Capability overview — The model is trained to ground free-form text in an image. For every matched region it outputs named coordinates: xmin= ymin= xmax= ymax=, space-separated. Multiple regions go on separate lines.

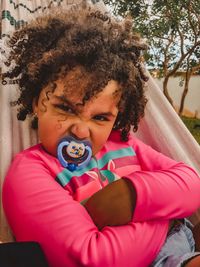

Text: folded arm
xmin=3 ymin=154 xmax=168 ymax=267
xmin=129 ymin=136 xmax=200 ymax=222
xmin=85 ymin=135 xmax=200 ymax=227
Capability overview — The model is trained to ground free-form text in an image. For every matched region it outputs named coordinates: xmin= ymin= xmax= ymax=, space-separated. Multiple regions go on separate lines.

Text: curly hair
xmin=3 ymin=4 xmax=148 ymax=141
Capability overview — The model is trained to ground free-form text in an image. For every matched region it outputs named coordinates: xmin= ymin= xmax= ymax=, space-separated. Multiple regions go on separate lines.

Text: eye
xmin=54 ymin=104 xmax=74 ymax=114
xmin=93 ymin=115 xmax=109 ymax=122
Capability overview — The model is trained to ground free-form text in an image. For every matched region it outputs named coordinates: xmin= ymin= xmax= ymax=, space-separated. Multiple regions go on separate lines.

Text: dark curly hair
xmin=3 ymin=4 xmax=148 ymax=141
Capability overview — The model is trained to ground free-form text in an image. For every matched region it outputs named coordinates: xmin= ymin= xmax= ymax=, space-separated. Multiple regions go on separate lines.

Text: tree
xmin=104 ymin=0 xmax=200 ymax=110
xmin=179 ymin=59 xmax=200 ymax=115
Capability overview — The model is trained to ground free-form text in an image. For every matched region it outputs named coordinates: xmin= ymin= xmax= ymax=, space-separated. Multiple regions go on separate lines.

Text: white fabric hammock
xmin=0 ymin=0 xmax=200 ymax=242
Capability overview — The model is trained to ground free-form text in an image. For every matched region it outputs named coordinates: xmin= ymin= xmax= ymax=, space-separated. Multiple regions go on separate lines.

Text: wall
xmin=154 ymin=76 xmax=200 ymax=118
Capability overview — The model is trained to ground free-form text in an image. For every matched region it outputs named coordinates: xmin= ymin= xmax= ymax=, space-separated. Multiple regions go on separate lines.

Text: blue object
xmin=152 ymin=219 xmax=200 ymax=267
xmin=57 ymin=136 xmax=92 ymax=171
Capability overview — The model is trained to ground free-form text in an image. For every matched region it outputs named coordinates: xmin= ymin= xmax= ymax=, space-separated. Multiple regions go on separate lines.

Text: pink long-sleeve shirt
xmin=3 ymin=131 xmax=200 ymax=267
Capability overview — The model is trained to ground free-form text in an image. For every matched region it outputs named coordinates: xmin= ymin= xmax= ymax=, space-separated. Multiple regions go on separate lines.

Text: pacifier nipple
xmin=57 ymin=136 xmax=92 ymax=171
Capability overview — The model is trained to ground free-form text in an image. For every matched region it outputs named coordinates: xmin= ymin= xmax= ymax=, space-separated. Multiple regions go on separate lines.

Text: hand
xmin=84 ymin=178 xmax=137 ymax=230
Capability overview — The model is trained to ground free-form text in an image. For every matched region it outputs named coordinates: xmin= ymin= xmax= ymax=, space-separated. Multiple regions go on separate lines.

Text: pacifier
xmin=57 ymin=136 xmax=92 ymax=171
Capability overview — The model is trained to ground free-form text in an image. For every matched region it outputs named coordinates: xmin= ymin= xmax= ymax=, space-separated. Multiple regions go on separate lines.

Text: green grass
xmin=181 ymin=116 xmax=200 ymax=145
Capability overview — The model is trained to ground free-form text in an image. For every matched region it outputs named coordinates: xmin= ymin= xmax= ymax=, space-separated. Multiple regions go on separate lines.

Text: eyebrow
xmin=53 ymin=95 xmax=78 ymax=109
xmin=95 ymin=112 xmax=116 ymax=117
xmin=53 ymin=95 xmax=73 ymax=104
xmin=53 ymin=95 xmax=117 ymax=117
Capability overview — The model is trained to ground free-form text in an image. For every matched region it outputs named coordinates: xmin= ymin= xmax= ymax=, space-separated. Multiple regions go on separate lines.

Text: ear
xmin=32 ymin=97 xmax=39 ymax=114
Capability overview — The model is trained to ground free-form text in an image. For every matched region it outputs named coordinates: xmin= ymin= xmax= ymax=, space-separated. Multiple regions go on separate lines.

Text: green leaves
xmin=104 ymin=0 xmax=200 ymax=108
xmin=104 ymin=0 xmax=200 ymax=74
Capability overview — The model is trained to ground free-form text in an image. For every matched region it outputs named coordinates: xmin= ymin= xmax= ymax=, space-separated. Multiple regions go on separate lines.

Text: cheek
xmin=39 ymin=113 xmax=67 ymax=131
xmin=37 ymin=116 xmax=66 ymax=147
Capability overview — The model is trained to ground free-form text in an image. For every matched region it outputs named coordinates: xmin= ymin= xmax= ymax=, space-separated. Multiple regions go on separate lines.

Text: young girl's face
xmin=33 ymin=68 xmax=120 ymax=157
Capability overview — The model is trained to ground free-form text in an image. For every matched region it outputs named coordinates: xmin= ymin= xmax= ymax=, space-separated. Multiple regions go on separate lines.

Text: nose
xmin=70 ymin=121 xmax=90 ymax=140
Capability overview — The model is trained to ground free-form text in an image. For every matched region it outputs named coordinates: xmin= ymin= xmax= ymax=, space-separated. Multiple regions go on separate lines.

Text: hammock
xmin=1 ymin=0 xmax=200 ymax=242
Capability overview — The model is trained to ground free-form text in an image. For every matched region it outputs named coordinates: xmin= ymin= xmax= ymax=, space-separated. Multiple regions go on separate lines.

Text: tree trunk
xmin=179 ymin=72 xmax=191 ymax=115
xmin=163 ymin=75 xmax=174 ymax=106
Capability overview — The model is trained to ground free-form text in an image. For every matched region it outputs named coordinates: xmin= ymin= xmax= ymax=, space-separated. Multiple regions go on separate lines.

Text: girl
xmin=2 ymin=4 xmax=200 ymax=267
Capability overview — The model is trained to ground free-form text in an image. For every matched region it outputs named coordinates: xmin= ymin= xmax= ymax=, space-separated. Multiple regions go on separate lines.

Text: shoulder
xmin=14 ymin=143 xmax=46 ymax=159
xmin=6 ymin=144 xmax=63 ymax=178
xmin=11 ymin=144 xmax=51 ymax=165
xmin=106 ymin=130 xmax=148 ymax=151
xmin=96 ymin=130 xmax=148 ymax=164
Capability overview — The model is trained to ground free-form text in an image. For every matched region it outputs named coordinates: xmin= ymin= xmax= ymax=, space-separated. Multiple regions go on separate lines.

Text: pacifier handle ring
xmin=76 ymin=146 xmax=92 ymax=170
xmin=57 ymin=140 xmax=70 ymax=168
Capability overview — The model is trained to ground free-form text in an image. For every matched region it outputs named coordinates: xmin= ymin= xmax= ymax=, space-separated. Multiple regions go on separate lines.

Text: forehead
xmin=55 ymin=67 xmax=91 ymax=100
xmin=51 ymin=67 xmax=121 ymax=104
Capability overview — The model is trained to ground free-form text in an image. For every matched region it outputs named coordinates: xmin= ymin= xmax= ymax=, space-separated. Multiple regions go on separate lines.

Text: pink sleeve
xmin=3 ymin=154 xmax=168 ymax=267
xmin=126 ymin=136 xmax=200 ymax=222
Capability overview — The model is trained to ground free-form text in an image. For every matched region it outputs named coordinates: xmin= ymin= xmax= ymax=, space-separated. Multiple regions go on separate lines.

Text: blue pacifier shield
xmin=57 ymin=136 xmax=92 ymax=171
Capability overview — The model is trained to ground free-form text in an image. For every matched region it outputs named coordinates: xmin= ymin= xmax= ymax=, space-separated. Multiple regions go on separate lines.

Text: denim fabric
xmin=151 ymin=219 xmax=200 ymax=267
